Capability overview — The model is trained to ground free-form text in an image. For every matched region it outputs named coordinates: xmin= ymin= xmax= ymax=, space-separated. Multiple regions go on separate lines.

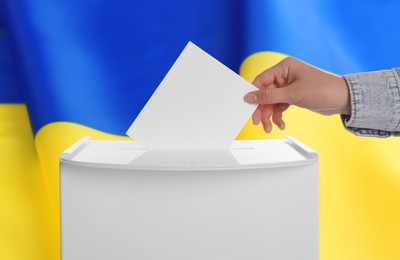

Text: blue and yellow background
xmin=1 ymin=0 xmax=400 ymax=259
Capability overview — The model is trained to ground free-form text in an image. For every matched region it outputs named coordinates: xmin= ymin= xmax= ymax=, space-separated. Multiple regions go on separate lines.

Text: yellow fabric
xmin=1 ymin=52 xmax=400 ymax=260
xmin=238 ymin=52 xmax=400 ymax=260
xmin=0 ymin=104 xmax=53 ymax=260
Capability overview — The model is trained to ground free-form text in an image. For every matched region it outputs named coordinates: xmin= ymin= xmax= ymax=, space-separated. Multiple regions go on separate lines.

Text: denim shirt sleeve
xmin=341 ymin=68 xmax=400 ymax=137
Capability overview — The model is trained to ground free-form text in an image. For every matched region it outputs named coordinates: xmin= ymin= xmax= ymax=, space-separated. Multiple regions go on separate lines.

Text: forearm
xmin=341 ymin=68 xmax=400 ymax=137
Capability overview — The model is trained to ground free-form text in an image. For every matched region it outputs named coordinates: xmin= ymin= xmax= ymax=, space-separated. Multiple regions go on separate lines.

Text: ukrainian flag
xmin=1 ymin=1 xmax=399 ymax=259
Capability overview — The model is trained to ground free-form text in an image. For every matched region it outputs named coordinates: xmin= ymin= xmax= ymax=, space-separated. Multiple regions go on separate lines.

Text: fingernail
xmin=244 ymin=93 xmax=257 ymax=103
xmin=264 ymin=124 xmax=272 ymax=133
xmin=253 ymin=119 xmax=260 ymax=126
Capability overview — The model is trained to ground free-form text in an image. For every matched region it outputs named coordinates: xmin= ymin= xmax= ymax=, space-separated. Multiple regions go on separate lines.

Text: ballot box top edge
xmin=60 ymin=136 xmax=317 ymax=171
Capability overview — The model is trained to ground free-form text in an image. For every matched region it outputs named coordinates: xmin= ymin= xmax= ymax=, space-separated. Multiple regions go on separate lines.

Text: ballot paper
xmin=126 ymin=42 xmax=257 ymax=150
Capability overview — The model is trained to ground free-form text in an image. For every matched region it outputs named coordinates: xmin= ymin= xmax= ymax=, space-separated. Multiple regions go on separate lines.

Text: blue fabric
xmin=0 ymin=19 xmax=23 ymax=103
xmin=1 ymin=0 xmax=242 ymax=133
xmin=1 ymin=0 xmax=400 ymax=134
xmin=243 ymin=0 xmax=400 ymax=74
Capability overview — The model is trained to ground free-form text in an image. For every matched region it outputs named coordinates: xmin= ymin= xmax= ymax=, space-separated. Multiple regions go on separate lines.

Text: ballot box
xmin=60 ymin=136 xmax=318 ymax=260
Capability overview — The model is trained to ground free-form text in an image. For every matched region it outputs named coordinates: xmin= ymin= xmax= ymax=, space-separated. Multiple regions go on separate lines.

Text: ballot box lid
xmin=60 ymin=136 xmax=317 ymax=171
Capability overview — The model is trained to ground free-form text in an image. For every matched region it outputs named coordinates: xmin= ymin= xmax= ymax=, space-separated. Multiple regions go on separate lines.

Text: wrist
xmin=338 ymin=76 xmax=351 ymax=115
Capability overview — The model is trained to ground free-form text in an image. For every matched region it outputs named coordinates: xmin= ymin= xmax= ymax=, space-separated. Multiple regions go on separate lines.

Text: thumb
xmin=244 ymin=87 xmax=292 ymax=105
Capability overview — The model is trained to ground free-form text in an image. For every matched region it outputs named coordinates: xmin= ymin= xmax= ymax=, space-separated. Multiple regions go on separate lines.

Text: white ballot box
xmin=60 ymin=136 xmax=318 ymax=260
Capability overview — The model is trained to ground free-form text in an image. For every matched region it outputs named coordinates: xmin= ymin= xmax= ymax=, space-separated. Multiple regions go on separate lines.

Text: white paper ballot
xmin=126 ymin=41 xmax=257 ymax=150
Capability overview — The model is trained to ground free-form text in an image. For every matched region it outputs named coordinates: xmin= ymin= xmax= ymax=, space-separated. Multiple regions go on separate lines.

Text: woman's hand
xmin=244 ymin=57 xmax=351 ymax=133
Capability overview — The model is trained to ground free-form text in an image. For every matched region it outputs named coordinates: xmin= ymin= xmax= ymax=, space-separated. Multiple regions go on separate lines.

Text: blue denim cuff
xmin=341 ymin=69 xmax=400 ymax=137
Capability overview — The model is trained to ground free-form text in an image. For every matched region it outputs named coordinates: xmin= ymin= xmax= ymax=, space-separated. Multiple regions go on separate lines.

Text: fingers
xmin=252 ymin=105 xmax=274 ymax=133
xmin=252 ymin=105 xmax=262 ymax=125
xmin=252 ymin=59 xmax=289 ymax=89
xmin=261 ymin=105 xmax=273 ymax=133
xmin=244 ymin=87 xmax=292 ymax=105
xmin=247 ymin=57 xmax=298 ymax=132
xmin=253 ymin=70 xmax=276 ymax=89
xmin=251 ymin=103 xmax=290 ymax=132
xmin=248 ymin=59 xmax=292 ymax=132
xmin=272 ymin=104 xmax=289 ymax=130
